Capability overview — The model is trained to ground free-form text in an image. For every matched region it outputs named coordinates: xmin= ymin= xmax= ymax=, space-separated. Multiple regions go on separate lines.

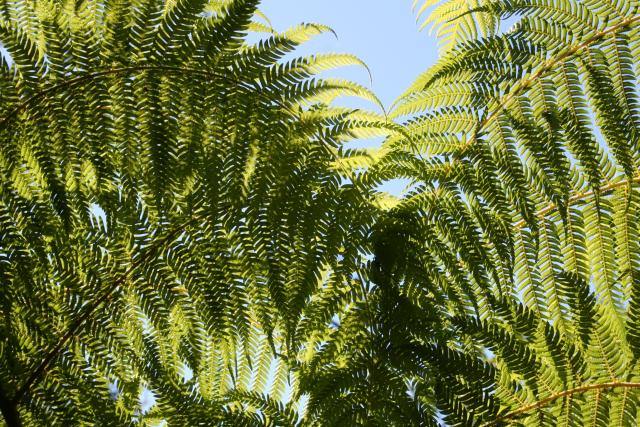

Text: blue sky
xmin=259 ymin=0 xmax=439 ymax=109
xmin=258 ymin=1 xmax=440 ymax=195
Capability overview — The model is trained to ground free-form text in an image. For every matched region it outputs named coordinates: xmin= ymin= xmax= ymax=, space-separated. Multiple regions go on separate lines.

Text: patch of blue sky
xmin=259 ymin=1 xmax=439 ymax=109
xmin=258 ymin=1 xmax=439 ymax=197
xmin=0 ymin=43 xmax=10 ymax=66
xmin=88 ymin=202 xmax=108 ymax=231
xmin=139 ymin=387 xmax=156 ymax=413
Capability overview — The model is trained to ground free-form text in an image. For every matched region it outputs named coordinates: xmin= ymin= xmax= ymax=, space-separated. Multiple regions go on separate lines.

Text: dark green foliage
xmin=2 ymin=0 xmax=640 ymax=425
xmin=0 ymin=0 xmax=391 ymax=424
xmin=366 ymin=0 xmax=640 ymax=423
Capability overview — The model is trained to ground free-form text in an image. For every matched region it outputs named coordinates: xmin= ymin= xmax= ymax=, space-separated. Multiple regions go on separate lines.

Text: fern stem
xmin=469 ymin=14 xmax=640 ymax=148
xmin=0 ymin=388 xmax=21 ymax=427
xmin=5 ymin=55 xmax=307 ymax=403
xmin=486 ymin=381 xmax=640 ymax=425
xmin=11 ymin=223 xmax=187 ymax=405
xmin=0 ymin=64 xmax=291 ymax=129
xmin=6 ymin=65 xmax=299 ymax=404
xmin=513 ymin=174 xmax=640 ymax=229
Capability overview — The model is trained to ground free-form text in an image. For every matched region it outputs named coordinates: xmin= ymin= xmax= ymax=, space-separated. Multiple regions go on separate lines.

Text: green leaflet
xmin=413 ymin=0 xmax=499 ymax=53
xmin=351 ymin=0 xmax=640 ymax=425
xmin=2 ymin=0 xmax=640 ymax=425
xmin=0 ymin=0 xmax=386 ymax=424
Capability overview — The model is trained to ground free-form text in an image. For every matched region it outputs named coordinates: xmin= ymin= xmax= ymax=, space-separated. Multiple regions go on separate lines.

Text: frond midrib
xmin=486 ymin=381 xmax=640 ymax=425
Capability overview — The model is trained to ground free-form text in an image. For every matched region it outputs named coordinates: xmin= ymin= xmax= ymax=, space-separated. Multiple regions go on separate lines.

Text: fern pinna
xmin=2 ymin=0 xmax=640 ymax=426
xmin=356 ymin=0 xmax=640 ymax=424
xmin=0 ymin=0 xmax=396 ymax=425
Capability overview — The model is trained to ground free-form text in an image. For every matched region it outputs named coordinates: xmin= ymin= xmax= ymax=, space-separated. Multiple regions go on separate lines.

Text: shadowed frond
xmin=0 ymin=0 xmax=394 ymax=424
xmin=366 ymin=0 xmax=640 ymax=424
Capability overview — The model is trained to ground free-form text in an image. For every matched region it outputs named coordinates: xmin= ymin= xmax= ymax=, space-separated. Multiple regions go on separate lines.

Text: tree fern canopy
xmin=0 ymin=0 xmax=393 ymax=424
xmin=373 ymin=0 xmax=640 ymax=423
xmin=1 ymin=0 xmax=640 ymax=426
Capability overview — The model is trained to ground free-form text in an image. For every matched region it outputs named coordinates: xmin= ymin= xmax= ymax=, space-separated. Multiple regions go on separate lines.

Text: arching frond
xmin=0 ymin=0 xmax=394 ymax=424
xmin=413 ymin=0 xmax=499 ymax=52
xmin=369 ymin=0 xmax=640 ymax=424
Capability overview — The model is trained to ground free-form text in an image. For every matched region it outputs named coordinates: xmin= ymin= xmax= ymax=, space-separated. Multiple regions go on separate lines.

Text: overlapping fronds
xmin=413 ymin=0 xmax=499 ymax=52
xmin=0 ymin=0 xmax=395 ymax=424
xmin=4 ymin=0 xmax=640 ymax=425
xmin=356 ymin=0 xmax=640 ymax=424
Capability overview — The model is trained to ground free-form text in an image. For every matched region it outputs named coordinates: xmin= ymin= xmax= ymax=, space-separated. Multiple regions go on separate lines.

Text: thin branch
xmin=0 ymin=388 xmax=21 ymax=427
xmin=468 ymin=14 xmax=640 ymax=148
xmin=0 ymin=66 xmax=215 ymax=127
xmin=11 ymin=223 xmax=187 ymax=405
xmin=513 ymin=174 xmax=640 ymax=229
xmin=0 ymin=64 xmax=296 ymax=129
xmin=486 ymin=381 xmax=640 ymax=425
